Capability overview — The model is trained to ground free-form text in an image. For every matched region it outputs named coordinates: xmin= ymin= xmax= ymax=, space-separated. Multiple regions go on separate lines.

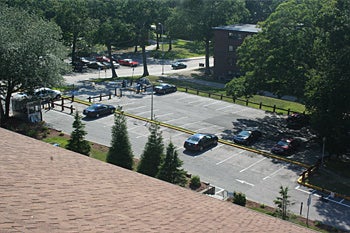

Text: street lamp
xmin=158 ymin=23 xmax=164 ymax=75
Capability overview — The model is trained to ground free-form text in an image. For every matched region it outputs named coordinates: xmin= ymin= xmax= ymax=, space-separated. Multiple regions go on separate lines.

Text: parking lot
xmin=41 ymin=84 xmax=350 ymax=231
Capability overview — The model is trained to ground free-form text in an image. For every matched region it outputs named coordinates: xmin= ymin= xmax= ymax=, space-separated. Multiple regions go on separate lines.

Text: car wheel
xmin=110 ymin=109 xmax=114 ymax=114
xmin=199 ymin=146 xmax=204 ymax=151
xmin=95 ymin=113 xmax=100 ymax=118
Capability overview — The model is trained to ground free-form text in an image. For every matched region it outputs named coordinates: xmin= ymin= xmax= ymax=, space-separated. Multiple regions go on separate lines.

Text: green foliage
xmin=66 ymin=111 xmax=91 ymax=156
xmin=0 ymin=5 xmax=67 ymax=123
xmin=233 ymin=191 xmax=246 ymax=206
xmin=189 ymin=175 xmax=201 ymax=190
xmin=137 ymin=121 xmax=164 ymax=177
xmin=107 ymin=108 xmax=134 ymax=170
xmin=157 ymin=141 xmax=187 ymax=186
xmin=225 ymin=76 xmax=248 ymax=98
xmin=273 ymin=186 xmax=291 ymax=220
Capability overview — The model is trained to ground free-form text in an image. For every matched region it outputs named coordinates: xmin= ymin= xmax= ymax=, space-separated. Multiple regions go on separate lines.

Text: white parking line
xmin=188 ymin=99 xmax=204 ymax=104
xmin=216 ymin=151 xmax=245 ymax=165
xmin=235 ymin=179 xmax=255 ymax=187
xmin=179 ymin=121 xmax=202 ymax=127
xmin=232 ymin=108 xmax=249 ymax=114
xmin=215 ymin=105 xmax=231 ymax=111
xmin=203 ymin=101 xmax=221 ymax=107
xmin=164 ymin=116 xmax=188 ymax=123
xmin=263 ymin=166 xmax=286 ymax=180
xmin=125 ymin=106 xmax=146 ymax=111
xmin=240 ymin=157 xmax=266 ymax=173
xmin=155 ymin=112 xmax=173 ymax=118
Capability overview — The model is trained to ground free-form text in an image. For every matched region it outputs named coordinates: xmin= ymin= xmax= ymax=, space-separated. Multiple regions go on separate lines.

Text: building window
xmin=228 ymin=32 xmax=242 ymax=40
xmin=228 ymin=45 xmax=234 ymax=52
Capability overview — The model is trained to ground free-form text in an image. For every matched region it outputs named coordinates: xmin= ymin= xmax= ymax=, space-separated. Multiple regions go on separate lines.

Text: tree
xmin=273 ymin=186 xmax=291 ymax=220
xmin=157 ymin=141 xmax=187 ymax=186
xmin=107 ymin=107 xmax=134 ymax=170
xmin=66 ymin=111 xmax=90 ymax=156
xmin=54 ymin=0 xmax=97 ymax=64
xmin=137 ymin=122 xmax=164 ymax=177
xmin=0 ymin=5 xmax=67 ymax=125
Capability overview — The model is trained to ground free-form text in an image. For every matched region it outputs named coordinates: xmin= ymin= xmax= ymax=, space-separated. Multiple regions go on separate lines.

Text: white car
xmin=34 ymin=88 xmax=62 ymax=101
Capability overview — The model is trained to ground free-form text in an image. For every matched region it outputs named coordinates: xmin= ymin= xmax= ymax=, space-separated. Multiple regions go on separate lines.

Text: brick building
xmin=213 ymin=24 xmax=260 ymax=81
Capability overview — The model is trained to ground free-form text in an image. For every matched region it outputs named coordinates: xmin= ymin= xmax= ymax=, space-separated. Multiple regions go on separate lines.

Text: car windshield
xmin=277 ymin=140 xmax=289 ymax=146
xmin=188 ymin=135 xmax=201 ymax=142
xmin=87 ymin=104 xmax=100 ymax=110
xmin=238 ymin=131 xmax=251 ymax=137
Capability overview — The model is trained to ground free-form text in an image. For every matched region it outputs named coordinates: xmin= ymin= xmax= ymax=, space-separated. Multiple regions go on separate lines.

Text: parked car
xmin=184 ymin=133 xmax=218 ymax=151
xmin=271 ymin=138 xmax=300 ymax=155
xmin=117 ymin=58 xmax=139 ymax=67
xmin=154 ymin=83 xmax=177 ymax=94
xmin=286 ymin=113 xmax=310 ymax=129
xmin=171 ymin=62 xmax=187 ymax=70
xmin=233 ymin=129 xmax=262 ymax=145
xmin=34 ymin=88 xmax=61 ymax=101
xmin=83 ymin=103 xmax=116 ymax=118
xmin=96 ymin=56 xmax=110 ymax=63
xmin=87 ymin=61 xmax=107 ymax=70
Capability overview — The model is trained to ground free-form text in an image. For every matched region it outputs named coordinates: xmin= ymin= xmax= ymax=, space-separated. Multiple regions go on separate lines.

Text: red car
xmin=96 ymin=56 xmax=110 ymax=63
xmin=117 ymin=58 xmax=139 ymax=67
xmin=271 ymin=138 xmax=300 ymax=155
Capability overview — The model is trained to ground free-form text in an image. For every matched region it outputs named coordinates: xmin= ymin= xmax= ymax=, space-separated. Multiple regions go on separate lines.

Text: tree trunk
xmin=71 ymin=33 xmax=78 ymax=63
xmin=107 ymin=44 xmax=118 ymax=78
xmin=168 ymin=35 xmax=172 ymax=51
xmin=141 ymin=44 xmax=149 ymax=77
xmin=205 ymin=38 xmax=211 ymax=75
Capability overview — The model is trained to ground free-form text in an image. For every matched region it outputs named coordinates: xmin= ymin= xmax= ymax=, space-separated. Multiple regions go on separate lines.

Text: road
xmin=43 ymin=83 xmax=350 ymax=231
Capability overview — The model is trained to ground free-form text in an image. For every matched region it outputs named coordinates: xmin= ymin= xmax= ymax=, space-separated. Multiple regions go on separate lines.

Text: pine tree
xmin=137 ymin=121 xmax=164 ymax=177
xmin=157 ymin=141 xmax=187 ymax=186
xmin=274 ymin=186 xmax=292 ymax=220
xmin=66 ymin=111 xmax=91 ymax=156
xmin=107 ymin=108 xmax=134 ymax=170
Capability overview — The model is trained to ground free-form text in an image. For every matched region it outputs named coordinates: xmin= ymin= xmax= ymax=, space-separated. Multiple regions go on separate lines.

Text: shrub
xmin=233 ymin=191 xmax=246 ymax=206
xmin=189 ymin=175 xmax=201 ymax=189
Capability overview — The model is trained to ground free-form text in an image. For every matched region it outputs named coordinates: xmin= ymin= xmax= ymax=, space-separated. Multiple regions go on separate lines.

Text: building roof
xmin=0 ymin=127 xmax=316 ymax=233
xmin=213 ymin=24 xmax=261 ymax=33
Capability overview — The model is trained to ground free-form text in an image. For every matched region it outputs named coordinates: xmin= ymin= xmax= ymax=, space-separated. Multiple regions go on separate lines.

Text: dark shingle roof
xmin=0 ymin=127 xmax=316 ymax=233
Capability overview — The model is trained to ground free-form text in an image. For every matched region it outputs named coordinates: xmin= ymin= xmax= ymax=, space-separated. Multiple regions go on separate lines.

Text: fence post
xmin=209 ymin=93 xmax=211 ymax=98
xmin=220 ymin=94 xmax=223 ymax=100
xmin=259 ymin=102 xmax=262 ymax=109
xmin=246 ymin=99 xmax=249 ymax=106
xmin=109 ymin=92 xmax=111 ymax=99
xmin=196 ymin=90 xmax=199 ymax=95
xmin=70 ymin=105 xmax=73 ymax=114
xmin=232 ymin=97 xmax=236 ymax=103
xmin=100 ymin=93 xmax=102 ymax=101
xmin=287 ymin=108 xmax=290 ymax=115
xmin=115 ymin=88 xmax=117 ymax=96
xmin=88 ymin=96 xmax=91 ymax=102
xmin=185 ymin=87 xmax=188 ymax=92
xmin=71 ymin=95 xmax=74 ymax=103
xmin=273 ymin=105 xmax=276 ymax=113
xmin=51 ymin=101 xmax=54 ymax=109
xmin=61 ymin=103 xmax=64 ymax=111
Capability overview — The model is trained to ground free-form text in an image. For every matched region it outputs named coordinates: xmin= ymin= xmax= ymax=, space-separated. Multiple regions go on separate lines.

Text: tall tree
xmin=66 ymin=111 xmax=91 ymax=156
xmin=107 ymin=108 xmax=134 ymax=170
xmin=157 ymin=141 xmax=187 ymax=186
xmin=244 ymin=0 xmax=285 ymax=24
xmin=137 ymin=122 xmax=164 ymax=177
xmin=0 ymin=5 xmax=67 ymax=125
xmin=54 ymin=0 xmax=96 ymax=64
xmin=305 ymin=0 xmax=350 ymax=155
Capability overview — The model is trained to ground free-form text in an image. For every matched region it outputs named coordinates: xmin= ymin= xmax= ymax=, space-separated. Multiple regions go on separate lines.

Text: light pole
xmin=158 ymin=23 xmax=164 ymax=75
xmin=151 ymin=83 xmax=154 ymax=120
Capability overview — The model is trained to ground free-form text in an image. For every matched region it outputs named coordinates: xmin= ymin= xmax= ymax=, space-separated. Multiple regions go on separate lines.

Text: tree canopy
xmin=0 ymin=4 xmax=67 ymax=125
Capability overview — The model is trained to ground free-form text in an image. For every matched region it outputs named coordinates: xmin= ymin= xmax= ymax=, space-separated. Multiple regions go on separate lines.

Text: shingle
xmin=0 ymin=128 xmax=316 ymax=233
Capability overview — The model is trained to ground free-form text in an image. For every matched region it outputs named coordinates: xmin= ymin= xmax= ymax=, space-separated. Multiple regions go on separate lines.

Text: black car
xmin=184 ymin=133 xmax=218 ymax=151
xmin=271 ymin=138 xmax=300 ymax=155
xmin=233 ymin=129 xmax=262 ymax=145
xmin=83 ymin=103 xmax=116 ymax=118
xmin=154 ymin=83 xmax=177 ymax=94
xmin=171 ymin=62 xmax=187 ymax=70
xmin=286 ymin=113 xmax=310 ymax=129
